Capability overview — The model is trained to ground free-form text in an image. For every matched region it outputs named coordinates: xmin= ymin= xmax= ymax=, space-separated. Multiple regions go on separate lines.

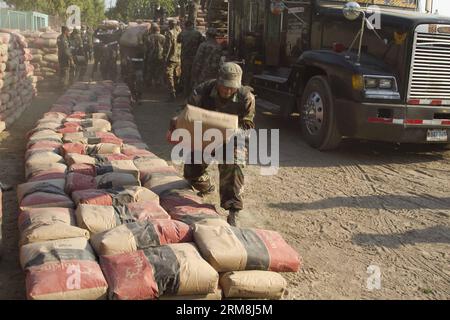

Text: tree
xmin=4 ymin=0 xmax=106 ymax=27
xmin=106 ymin=0 xmax=176 ymax=22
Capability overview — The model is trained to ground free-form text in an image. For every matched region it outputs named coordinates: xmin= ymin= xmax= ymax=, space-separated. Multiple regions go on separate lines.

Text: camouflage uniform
xmin=83 ymin=28 xmax=94 ymax=61
xmin=70 ymin=30 xmax=87 ymax=82
xmin=192 ymin=35 xmax=222 ymax=87
xmin=177 ymin=26 xmax=204 ymax=97
xmin=164 ymin=26 xmax=181 ymax=98
xmin=183 ymin=77 xmax=256 ymax=211
xmin=57 ymin=32 xmax=73 ymax=90
xmin=146 ymin=29 xmax=166 ymax=87
xmin=121 ymin=44 xmax=146 ymax=101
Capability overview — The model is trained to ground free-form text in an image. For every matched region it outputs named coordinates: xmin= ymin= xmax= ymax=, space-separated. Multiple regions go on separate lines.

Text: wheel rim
xmin=303 ymin=91 xmax=324 ymax=136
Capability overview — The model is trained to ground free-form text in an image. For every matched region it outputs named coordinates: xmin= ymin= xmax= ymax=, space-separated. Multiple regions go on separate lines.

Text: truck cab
xmin=228 ymin=0 xmax=450 ymax=150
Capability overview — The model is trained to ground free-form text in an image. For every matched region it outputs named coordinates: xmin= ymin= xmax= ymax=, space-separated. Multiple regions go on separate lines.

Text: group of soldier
xmin=57 ymin=25 xmax=95 ymax=90
xmin=120 ymin=18 xmax=225 ymax=104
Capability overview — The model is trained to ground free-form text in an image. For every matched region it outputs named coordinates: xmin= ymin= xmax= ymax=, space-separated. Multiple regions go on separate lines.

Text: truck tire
xmin=299 ymin=76 xmax=342 ymax=151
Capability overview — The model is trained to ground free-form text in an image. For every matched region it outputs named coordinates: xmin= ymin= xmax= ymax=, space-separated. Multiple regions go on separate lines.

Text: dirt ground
xmin=0 ymin=85 xmax=449 ymax=300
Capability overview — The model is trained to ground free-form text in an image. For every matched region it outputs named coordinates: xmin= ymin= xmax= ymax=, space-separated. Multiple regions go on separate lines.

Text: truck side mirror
xmin=343 ymin=2 xmax=362 ymax=21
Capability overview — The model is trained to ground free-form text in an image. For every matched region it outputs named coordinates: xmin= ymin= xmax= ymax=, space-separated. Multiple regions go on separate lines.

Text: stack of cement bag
xmin=196 ymin=8 xmax=208 ymax=34
xmin=21 ymin=29 xmax=59 ymax=91
xmin=18 ymin=81 xmax=301 ymax=300
xmin=0 ymin=30 xmax=35 ymax=134
xmin=206 ymin=0 xmax=229 ymax=37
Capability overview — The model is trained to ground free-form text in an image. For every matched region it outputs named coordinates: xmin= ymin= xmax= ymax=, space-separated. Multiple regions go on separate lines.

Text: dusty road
xmin=0 ymin=87 xmax=449 ymax=300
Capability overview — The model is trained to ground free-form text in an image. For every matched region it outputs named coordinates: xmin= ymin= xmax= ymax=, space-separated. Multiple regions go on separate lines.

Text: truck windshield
xmin=319 ymin=0 xmax=418 ymax=9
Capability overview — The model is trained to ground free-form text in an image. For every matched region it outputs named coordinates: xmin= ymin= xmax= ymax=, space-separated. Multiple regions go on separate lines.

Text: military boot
xmin=227 ymin=210 xmax=241 ymax=227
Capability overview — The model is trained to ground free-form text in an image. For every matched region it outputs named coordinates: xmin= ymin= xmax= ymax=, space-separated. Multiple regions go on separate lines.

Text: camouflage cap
xmin=218 ymin=62 xmax=242 ymax=89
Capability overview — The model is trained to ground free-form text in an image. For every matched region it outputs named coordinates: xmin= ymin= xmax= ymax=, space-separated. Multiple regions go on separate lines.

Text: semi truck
xmin=227 ymin=0 xmax=450 ymax=150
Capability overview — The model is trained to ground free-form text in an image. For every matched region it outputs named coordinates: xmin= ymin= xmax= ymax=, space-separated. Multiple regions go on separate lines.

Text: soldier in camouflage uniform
xmin=177 ymin=20 xmax=204 ymax=97
xmin=146 ymin=23 xmax=166 ymax=88
xmin=182 ymin=63 xmax=256 ymax=226
xmin=121 ymin=31 xmax=147 ymax=103
xmin=191 ymin=27 xmax=222 ymax=88
xmin=69 ymin=28 xmax=87 ymax=82
xmin=57 ymin=26 xmax=73 ymax=90
xmin=163 ymin=20 xmax=182 ymax=102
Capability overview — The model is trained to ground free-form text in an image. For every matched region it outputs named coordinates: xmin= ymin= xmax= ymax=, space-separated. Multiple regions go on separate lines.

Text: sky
xmin=104 ymin=0 xmax=117 ymax=10
xmin=430 ymin=0 xmax=450 ymax=16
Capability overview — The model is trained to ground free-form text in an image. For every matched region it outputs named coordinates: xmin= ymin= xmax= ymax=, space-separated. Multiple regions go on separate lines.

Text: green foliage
xmin=106 ymin=0 xmax=177 ymax=22
xmin=4 ymin=0 xmax=106 ymax=27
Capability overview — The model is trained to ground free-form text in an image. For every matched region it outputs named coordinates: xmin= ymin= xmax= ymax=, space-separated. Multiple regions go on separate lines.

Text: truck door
xmin=265 ymin=0 xmax=312 ymax=66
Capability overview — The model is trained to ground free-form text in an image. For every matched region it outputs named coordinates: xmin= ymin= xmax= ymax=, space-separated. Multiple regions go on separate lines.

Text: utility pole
xmin=425 ymin=0 xmax=433 ymax=13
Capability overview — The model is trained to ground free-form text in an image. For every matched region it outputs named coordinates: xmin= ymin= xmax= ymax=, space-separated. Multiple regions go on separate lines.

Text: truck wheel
xmin=299 ymin=76 xmax=342 ymax=151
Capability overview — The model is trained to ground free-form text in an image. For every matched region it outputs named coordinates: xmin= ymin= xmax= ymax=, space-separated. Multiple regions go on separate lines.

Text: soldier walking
xmin=146 ymin=23 xmax=166 ymax=88
xmin=163 ymin=20 xmax=181 ymax=102
xmin=57 ymin=26 xmax=73 ymax=90
xmin=177 ymin=20 xmax=204 ymax=97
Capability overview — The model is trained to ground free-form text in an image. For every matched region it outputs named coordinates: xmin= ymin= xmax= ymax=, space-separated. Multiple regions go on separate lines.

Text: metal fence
xmin=0 ymin=8 xmax=49 ymax=31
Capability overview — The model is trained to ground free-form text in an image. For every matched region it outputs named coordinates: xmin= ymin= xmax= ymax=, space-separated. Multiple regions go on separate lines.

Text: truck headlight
xmin=363 ymin=76 xmax=397 ymax=91
xmin=362 ymin=75 xmax=400 ymax=100
xmin=364 ymin=78 xmax=378 ymax=89
xmin=379 ymin=78 xmax=393 ymax=89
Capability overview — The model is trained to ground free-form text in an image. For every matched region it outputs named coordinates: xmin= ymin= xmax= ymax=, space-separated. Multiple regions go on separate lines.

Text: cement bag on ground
xmin=20 ymin=238 xmax=108 ymax=300
xmin=86 ymin=143 xmax=122 ymax=155
xmin=63 ymin=132 xmax=123 ymax=145
xmin=112 ymin=121 xmax=138 ymax=130
xmin=112 ymin=111 xmax=134 ymax=122
xmin=133 ymin=157 xmax=168 ymax=171
xmin=62 ymin=143 xmax=86 ymax=156
xmin=100 ymin=243 xmax=218 ymax=300
xmin=220 ymin=271 xmax=287 ymax=299
xmin=65 ymin=153 xmax=96 ymax=166
xmin=18 ymin=182 xmax=74 ymax=209
xmin=26 ymin=140 xmax=62 ymax=154
xmin=96 ymin=160 xmax=140 ymax=181
xmin=160 ymin=190 xmax=222 ymax=225
xmin=96 ymin=154 xmax=134 ymax=162
xmin=43 ymin=54 xmax=58 ymax=63
xmin=27 ymin=130 xmax=62 ymax=147
xmin=123 ymin=146 xmax=155 ymax=158
xmin=72 ymin=186 xmax=158 ymax=206
xmin=95 ymin=172 xmax=140 ymax=189
xmin=40 ymin=32 xmax=59 ymax=40
xmin=65 ymin=173 xmax=96 ymax=194
xmin=81 ymin=119 xmax=111 ymax=132
xmin=34 ymin=38 xmax=57 ymax=48
xmin=193 ymin=225 xmax=301 ymax=273
xmin=28 ymin=171 xmax=67 ymax=183
xmin=75 ymin=201 xmax=170 ymax=235
xmin=144 ymin=172 xmax=191 ymax=195
xmin=25 ymin=162 xmax=67 ymax=181
xmin=25 ymin=151 xmax=64 ymax=167
xmin=18 ymin=207 xmax=89 ymax=245
xmin=114 ymin=127 xmax=142 ymax=140
xmin=91 ymin=220 xmax=192 ymax=256
xmin=140 ymin=166 xmax=178 ymax=185
xmin=175 ymin=105 xmax=238 ymax=149
xmin=69 ymin=163 xmax=96 ymax=176
xmin=17 ymin=179 xmax=65 ymax=202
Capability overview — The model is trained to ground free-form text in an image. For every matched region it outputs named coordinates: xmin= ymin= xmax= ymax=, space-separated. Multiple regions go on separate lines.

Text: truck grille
xmin=408 ymin=26 xmax=450 ymax=102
